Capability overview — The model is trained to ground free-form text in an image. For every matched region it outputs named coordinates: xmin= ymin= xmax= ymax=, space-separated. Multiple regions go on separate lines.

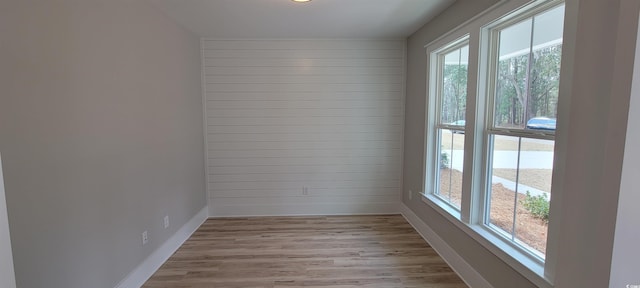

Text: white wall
xmin=553 ymin=0 xmax=639 ymax=287
xmin=0 ymin=1 xmax=205 ymax=287
xmin=203 ymin=39 xmax=404 ymax=216
xmin=0 ymin=155 xmax=16 ymax=288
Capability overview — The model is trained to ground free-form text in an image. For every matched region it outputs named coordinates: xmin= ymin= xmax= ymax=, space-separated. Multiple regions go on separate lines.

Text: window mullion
xmin=461 ymin=33 xmax=481 ymax=224
xmin=511 ymin=137 xmax=523 ymax=241
xmin=524 ymin=16 xmax=537 ymax=125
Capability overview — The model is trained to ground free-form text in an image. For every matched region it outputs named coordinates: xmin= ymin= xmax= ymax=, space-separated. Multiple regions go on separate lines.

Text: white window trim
xmin=422 ymin=1 xmax=564 ymax=287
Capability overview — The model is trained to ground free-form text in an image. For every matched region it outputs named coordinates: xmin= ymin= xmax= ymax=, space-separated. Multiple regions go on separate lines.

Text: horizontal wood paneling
xmin=206 ymin=83 xmax=402 ymax=93
xmin=207 ymin=100 xmax=402 ymax=110
xmin=205 ymin=74 xmax=403 ymax=84
xmin=206 ymin=132 xmax=402 ymax=142
xmin=201 ymin=39 xmax=406 ymax=50
xmin=204 ymin=58 xmax=402 ymax=68
xmin=207 ymin=157 xmax=401 ymax=167
xmin=211 ymin=187 xmax=398 ymax=198
xmin=202 ymin=49 xmax=403 ymax=59
xmin=203 ymin=39 xmax=405 ymax=216
xmin=208 ymin=180 xmax=401 ymax=193
xmin=207 ymin=148 xmax=400 ymax=158
xmin=207 ymin=125 xmax=401 ymax=134
xmin=204 ymin=66 xmax=404 ymax=76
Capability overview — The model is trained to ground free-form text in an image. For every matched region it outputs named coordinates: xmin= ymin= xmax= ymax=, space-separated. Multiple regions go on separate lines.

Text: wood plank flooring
xmin=143 ymin=215 xmax=467 ymax=288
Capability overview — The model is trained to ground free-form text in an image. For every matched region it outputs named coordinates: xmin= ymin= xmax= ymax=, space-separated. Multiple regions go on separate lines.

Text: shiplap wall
xmin=202 ymin=39 xmax=405 ymax=216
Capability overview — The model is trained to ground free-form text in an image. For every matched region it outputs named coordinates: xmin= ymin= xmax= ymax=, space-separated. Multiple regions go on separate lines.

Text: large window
xmin=423 ymin=0 xmax=564 ymax=285
xmin=485 ymin=3 xmax=564 ymax=258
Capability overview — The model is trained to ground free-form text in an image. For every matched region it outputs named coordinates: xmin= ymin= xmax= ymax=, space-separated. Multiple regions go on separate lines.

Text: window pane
xmin=528 ymin=5 xmax=564 ymax=127
xmin=487 ymin=135 xmax=554 ymax=258
xmin=499 ymin=19 xmax=533 ymax=60
xmin=436 ymin=129 xmax=464 ymax=209
xmin=532 ymin=5 xmax=564 ymax=48
xmin=493 ymin=4 xmax=564 ymax=130
xmin=440 ymin=46 xmax=469 ymax=125
xmin=514 ymin=138 xmax=554 ymax=256
xmin=494 ymin=19 xmax=532 ymax=129
xmin=488 ymin=135 xmax=520 ymax=235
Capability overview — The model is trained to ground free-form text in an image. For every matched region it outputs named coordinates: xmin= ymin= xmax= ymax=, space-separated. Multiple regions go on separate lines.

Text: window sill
xmin=424 ymin=193 xmax=462 ymax=220
xmin=420 ymin=193 xmax=553 ymax=288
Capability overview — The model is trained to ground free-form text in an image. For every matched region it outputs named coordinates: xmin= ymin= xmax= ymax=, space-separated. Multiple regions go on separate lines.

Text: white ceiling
xmin=146 ymin=0 xmax=456 ymax=38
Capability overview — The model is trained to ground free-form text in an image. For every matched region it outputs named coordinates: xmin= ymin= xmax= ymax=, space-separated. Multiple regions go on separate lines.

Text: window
xmin=431 ymin=39 xmax=469 ymax=210
xmin=423 ymin=0 xmax=565 ymax=285
xmin=485 ymin=3 xmax=564 ymax=259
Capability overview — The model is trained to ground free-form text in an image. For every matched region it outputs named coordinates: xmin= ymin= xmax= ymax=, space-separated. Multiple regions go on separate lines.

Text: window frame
xmin=481 ymin=0 xmax=564 ymax=261
xmin=421 ymin=1 xmax=565 ymax=287
xmin=429 ymin=36 xmax=470 ymax=213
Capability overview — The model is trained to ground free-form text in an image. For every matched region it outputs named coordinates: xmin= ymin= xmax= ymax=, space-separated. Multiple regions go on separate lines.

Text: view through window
xmin=425 ymin=0 xmax=565 ymax=268
xmin=485 ymin=3 xmax=564 ymax=258
xmin=434 ymin=43 xmax=469 ymax=209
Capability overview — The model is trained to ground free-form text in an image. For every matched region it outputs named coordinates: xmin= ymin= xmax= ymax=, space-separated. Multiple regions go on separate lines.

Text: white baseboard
xmin=114 ymin=206 xmax=208 ymax=288
xmin=209 ymin=202 xmax=399 ymax=217
xmin=399 ymin=203 xmax=493 ymax=288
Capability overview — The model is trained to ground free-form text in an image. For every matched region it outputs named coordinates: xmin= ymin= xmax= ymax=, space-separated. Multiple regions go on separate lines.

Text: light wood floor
xmin=143 ymin=215 xmax=467 ymax=288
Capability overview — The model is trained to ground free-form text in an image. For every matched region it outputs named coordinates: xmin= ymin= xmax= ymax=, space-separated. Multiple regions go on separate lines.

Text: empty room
xmin=1 ymin=0 xmax=639 ymax=287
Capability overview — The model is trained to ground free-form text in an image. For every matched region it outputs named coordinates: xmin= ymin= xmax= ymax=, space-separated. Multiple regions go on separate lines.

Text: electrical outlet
xmin=163 ymin=215 xmax=169 ymax=229
xmin=142 ymin=230 xmax=149 ymax=245
xmin=302 ymin=186 xmax=309 ymax=195
xmin=409 ymin=190 xmax=413 ymax=200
